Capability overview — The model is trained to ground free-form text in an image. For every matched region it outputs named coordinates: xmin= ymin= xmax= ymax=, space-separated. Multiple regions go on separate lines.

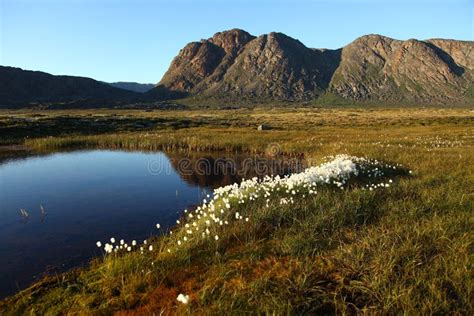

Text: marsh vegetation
xmin=0 ymin=107 xmax=472 ymax=314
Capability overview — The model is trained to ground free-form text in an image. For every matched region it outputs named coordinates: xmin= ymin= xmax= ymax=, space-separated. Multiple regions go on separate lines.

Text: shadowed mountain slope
xmin=108 ymin=82 xmax=155 ymax=93
xmin=0 ymin=66 xmax=139 ymax=108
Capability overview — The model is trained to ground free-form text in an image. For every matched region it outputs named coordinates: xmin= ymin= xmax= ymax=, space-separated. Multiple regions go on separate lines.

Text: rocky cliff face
xmin=329 ymin=35 xmax=472 ymax=103
xmin=158 ymin=29 xmax=340 ymax=100
xmin=427 ymin=39 xmax=474 ymax=70
xmin=159 ymin=29 xmax=255 ymax=93
xmin=212 ymin=32 xmax=339 ymax=99
xmin=157 ymin=29 xmax=473 ymax=104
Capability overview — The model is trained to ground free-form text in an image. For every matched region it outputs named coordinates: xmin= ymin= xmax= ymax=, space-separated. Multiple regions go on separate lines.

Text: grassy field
xmin=0 ymin=107 xmax=473 ymax=314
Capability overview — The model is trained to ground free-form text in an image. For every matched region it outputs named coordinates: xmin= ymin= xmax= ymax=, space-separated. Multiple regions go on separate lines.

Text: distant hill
xmin=108 ymin=82 xmax=155 ymax=93
xmin=155 ymin=29 xmax=473 ymax=105
xmin=0 ymin=66 xmax=139 ymax=108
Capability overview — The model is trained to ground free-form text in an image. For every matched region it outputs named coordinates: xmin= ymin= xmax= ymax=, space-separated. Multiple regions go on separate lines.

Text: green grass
xmin=0 ymin=107 xmax=473 ymax=314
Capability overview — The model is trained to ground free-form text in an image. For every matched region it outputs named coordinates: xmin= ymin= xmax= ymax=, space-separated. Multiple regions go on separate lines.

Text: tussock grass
xmin=0 ymin=107 xmax=473 ymax=314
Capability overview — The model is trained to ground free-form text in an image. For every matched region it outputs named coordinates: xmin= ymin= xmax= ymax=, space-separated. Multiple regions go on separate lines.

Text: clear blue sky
xmin=1 ymin=0 xmax=472 ymax=83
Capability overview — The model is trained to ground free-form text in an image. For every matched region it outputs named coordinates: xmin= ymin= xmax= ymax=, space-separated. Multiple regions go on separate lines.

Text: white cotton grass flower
xmin=177 ymin=293 xmax=190 ymax=304
xmin=127 ymin=246 xmax=132 ymax=252
xmin=104 ymin=243 xmax=113 ymax=253
xmin=148 ymin=245 xmax=153 ymax=251
xmin=96 ymin=241 xmax=102 ymax=248
xmin=95 ymin=155 xmax=405 ymax=256
xmin=132 ymin=240 xmax=137 ymax=246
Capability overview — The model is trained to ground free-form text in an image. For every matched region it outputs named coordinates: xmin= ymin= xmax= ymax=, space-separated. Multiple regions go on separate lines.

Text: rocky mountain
xmin=329 ymin=35 xmax=473 ymax=103
xmin=1 ymin=31 xmax=472 ymax=107
xmin=108 ymin=82 xmax=155 ymax=93
xmin=0 ymin=66 xmax=139 ymax=107
xmin=156 ymin=29 xmax=473 ymax=104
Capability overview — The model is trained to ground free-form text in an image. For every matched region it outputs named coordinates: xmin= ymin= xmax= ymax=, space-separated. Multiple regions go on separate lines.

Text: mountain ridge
xmin=1 ymin=30 xmax=472 ymax=108
xmin=155 ymin=29 xmax=473 ymax=104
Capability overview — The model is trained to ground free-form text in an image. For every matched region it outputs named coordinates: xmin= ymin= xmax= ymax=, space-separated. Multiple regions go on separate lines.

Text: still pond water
xmin=0 ymin=149 xmax=302 ymax=298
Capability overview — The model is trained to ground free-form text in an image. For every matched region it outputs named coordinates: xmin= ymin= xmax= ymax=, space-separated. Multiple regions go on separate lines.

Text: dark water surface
xmin=0 ymin=149 xmax=303 ymax=298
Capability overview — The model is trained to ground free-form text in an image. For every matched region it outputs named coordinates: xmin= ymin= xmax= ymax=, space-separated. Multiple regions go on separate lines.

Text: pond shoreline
xmin=0 ymin=148 xmax=305 ymax=299
xmin=1 ymin=108 xmax=472 ymax=314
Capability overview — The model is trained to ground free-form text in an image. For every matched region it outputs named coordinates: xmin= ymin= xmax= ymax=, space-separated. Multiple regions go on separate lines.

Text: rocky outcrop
xmin=159 ymin=29 xmax=255 ymax=93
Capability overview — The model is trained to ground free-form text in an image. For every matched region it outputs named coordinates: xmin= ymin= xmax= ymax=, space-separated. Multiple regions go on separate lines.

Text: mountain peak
xmin=349 ymin=34 xmax=396 ymax=50
xmin=209 ymin=29 xmax=255 ymax=54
